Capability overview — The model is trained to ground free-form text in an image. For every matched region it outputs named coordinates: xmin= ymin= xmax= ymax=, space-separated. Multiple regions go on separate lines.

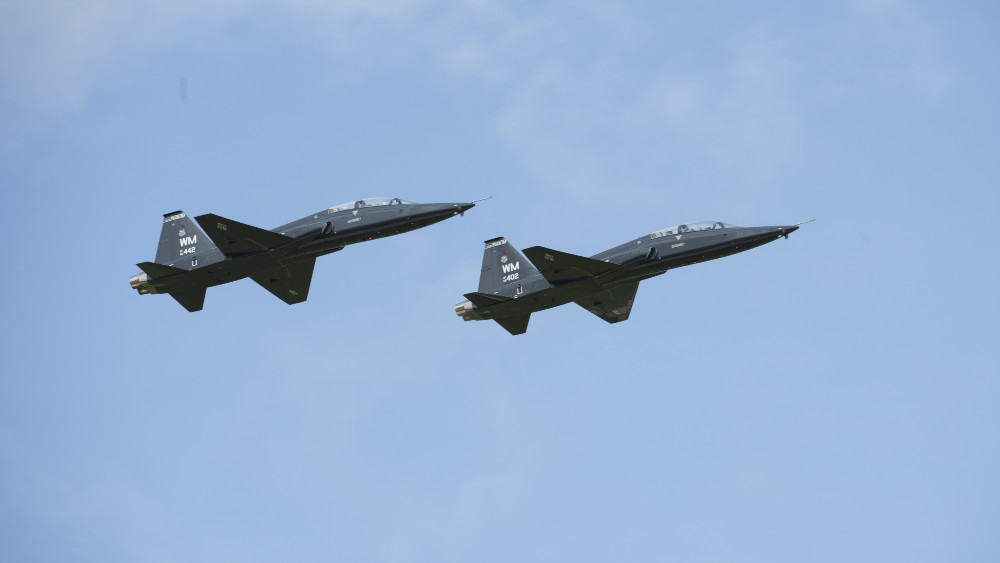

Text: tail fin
xmin=495 ymin=314 xmax=531 ymax=335
xmin=477 ymin=237 xmax=542 ymax=296
xmin=170 ymin=289 xmax=206 ymax=312
xmin=154 ymin=211 xmax=220 ymax=270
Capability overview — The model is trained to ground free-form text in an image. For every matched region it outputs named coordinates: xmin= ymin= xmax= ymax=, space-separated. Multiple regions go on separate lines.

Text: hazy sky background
xmin=2 ymin=1 xmax=998 ymax=561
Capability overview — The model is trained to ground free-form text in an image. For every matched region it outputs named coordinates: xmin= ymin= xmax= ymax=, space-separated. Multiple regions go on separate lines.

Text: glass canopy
xmin=327 ymin=197 xmax=413 ymax=213
xmin=649 ymin=221 xmax=740 ymax=239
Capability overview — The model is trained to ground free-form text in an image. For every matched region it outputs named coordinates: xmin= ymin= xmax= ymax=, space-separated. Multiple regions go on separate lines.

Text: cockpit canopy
xmin=649 ymin=221 xmax=739 ymax=239
xmin=328 ymin=197 xmax=413 ymax=213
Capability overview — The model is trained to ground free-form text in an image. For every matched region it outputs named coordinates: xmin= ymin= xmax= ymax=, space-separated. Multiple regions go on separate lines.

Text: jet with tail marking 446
xmin=456 ymin=220 xmax=810 ymax=335
xmin=131 ymin=197 xmax=476 ymax=311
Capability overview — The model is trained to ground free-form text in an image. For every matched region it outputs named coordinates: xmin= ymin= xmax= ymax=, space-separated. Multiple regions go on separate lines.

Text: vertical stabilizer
xmin=154 ymin=211 xmax=219 ymax=270
xmin=477 ymin=237 xmax=541 ymax=296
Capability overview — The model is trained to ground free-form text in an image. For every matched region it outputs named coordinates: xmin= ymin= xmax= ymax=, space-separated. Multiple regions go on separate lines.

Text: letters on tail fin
xmin=155 ymin=211 xmax=220 ymax=270
xmin=478 ymin=237 xmax=542 ymax=296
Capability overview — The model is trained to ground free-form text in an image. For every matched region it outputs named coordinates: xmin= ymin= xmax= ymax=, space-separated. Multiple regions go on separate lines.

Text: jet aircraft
xmin=131 ymin=197 xmax=476 ymax=311
xmin=456 ymin=220 xmax=809 ymax=335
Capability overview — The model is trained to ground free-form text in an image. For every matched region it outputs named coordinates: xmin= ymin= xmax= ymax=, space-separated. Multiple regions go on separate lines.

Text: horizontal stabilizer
xmin=170 ymin=288 xmax=206 ymax=312
xmin=495 ymin=314 xmax=531 ymax=335
xmin=196 ymin=213 xmax=294 ymax=257
xmin=574 ymin=281 xmax=639 ymax=324
xmin=464 ymin=292 xmax=511 ymax=308
xmin=137 ymin=261 xmax=187 ymax=278
xmin=251 ymin=258 xmax=316 ymax=305
xmin=522 ymin=246 xmax=617 ymax=285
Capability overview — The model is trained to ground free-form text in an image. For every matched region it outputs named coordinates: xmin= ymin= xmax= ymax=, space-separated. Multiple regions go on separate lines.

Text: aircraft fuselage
xmin=131 ymin=198 xmax=474 ymax=311
xmin=456 ymin=223 xmax=802 ymax=329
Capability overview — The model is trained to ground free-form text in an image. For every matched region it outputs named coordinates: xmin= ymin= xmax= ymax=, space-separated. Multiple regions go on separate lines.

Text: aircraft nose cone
xmin=458 ymin=202 xmax=475 ymax=213
xmin=779 ymin=225 xmax=798 ymax=239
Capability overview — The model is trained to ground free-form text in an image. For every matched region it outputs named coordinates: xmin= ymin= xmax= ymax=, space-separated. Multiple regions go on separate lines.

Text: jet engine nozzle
xmin=129 ymin=272 xmax=160 ymax=295
xmin=130 ymin=272 xmax=149 ymax=289
xmin=455 ymin=299 xmax=482 ymax=321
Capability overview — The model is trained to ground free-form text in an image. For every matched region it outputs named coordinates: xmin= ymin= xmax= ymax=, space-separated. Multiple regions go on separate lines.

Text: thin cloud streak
xmin=635 ymin=35 xmax=800 ymax=185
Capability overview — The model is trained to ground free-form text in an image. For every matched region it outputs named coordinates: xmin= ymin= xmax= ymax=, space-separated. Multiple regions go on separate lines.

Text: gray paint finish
xmin=456 ymin=221 xmax=807 ymax=335
xmin=131 ymin=198 xmax=475 ymax=311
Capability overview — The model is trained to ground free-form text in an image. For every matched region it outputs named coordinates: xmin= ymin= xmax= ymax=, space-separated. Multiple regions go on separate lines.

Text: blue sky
xmin=2 ymin=1 xmax=998 ymax=561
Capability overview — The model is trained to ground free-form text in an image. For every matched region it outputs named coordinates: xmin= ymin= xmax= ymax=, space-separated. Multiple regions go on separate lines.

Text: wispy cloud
xmin=1 ymin=1 xmax=955 ymax=200
xmin=850 ymin=0 xmax=954 ymax=97
xmin=0 ymin=1 xmax=247 ymax=113
xmin=634 ymin=34 xmax=800 ymax=185
xmin=0 ymin=3 xmax=797 ymax=191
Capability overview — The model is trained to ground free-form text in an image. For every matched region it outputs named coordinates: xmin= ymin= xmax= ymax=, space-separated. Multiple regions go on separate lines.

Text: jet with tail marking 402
xmin=131 ymin=197 xmax=476 ymax=311
xmin=456 ymin=220 xmax=810 ymax=335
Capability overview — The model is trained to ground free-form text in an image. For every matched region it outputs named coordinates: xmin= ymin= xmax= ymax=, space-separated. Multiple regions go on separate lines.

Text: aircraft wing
xmin=137 ymin=261 xmax=187 ymax=278
xmin=464 ymin=292 xmax=511 ymax=308
xmin=250 ymin=258 xmax=316 ymax=305
xmin=574 ymin=281 xmax=639 ymax=324
xmin=522 ymin=246 xmax=617 ymax=285
xmin=196 ymin=213 xmax=295 ymax=257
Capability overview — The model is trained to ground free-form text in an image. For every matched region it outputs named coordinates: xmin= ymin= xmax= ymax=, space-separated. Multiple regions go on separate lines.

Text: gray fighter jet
xmin=131 ymin=197 xmax=475 ymax=311
xmin=456 ymin=220 xmax=809 ymax=335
